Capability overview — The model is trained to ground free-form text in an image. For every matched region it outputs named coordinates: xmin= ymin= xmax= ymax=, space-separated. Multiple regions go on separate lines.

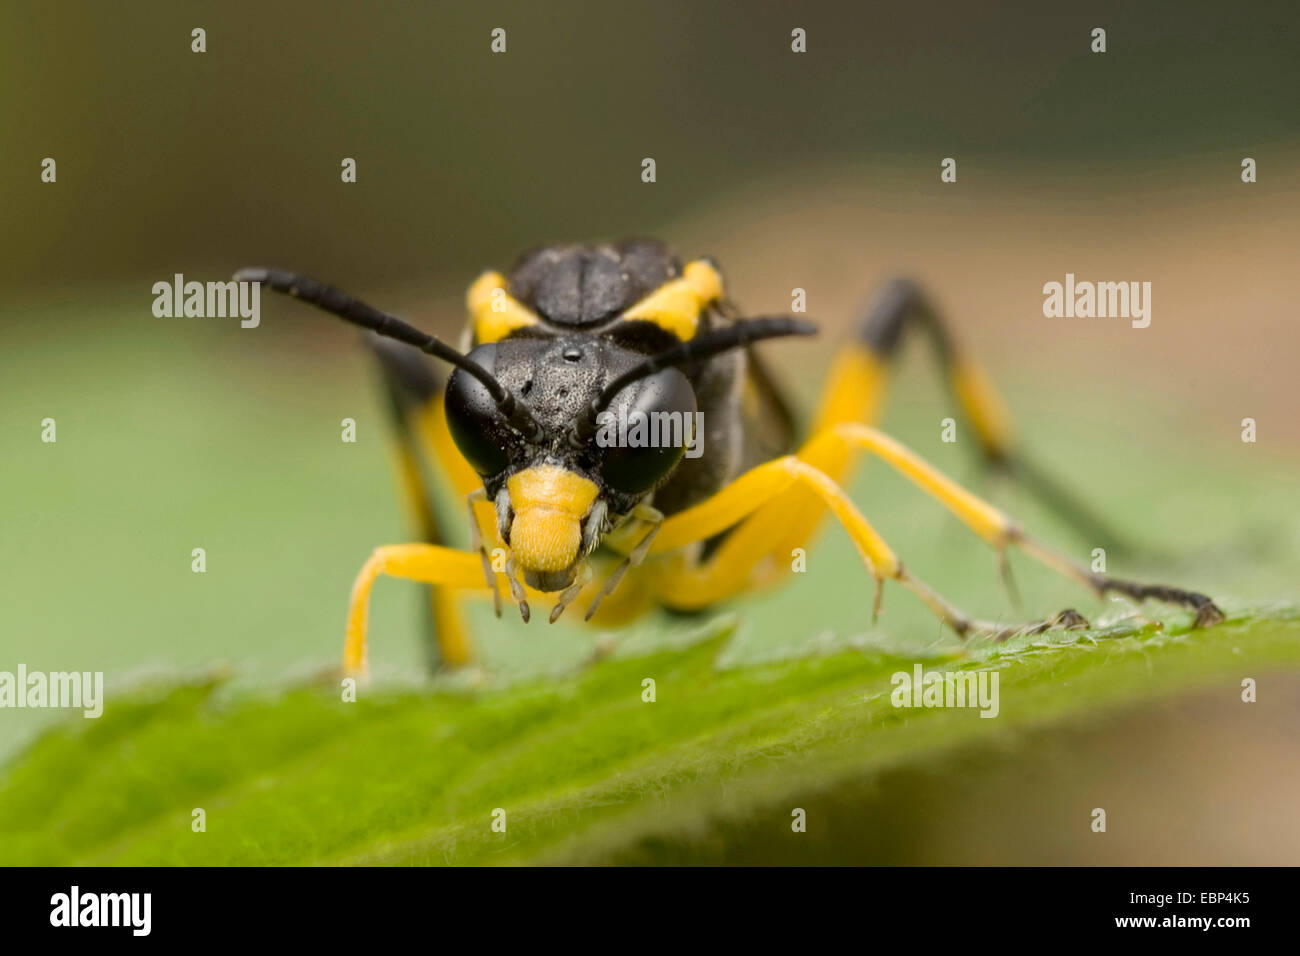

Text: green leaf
xmin=2 ymin=606 xmax=1295 ymax=865
xmin=4 ymin=300 xmax=1297 ymax=864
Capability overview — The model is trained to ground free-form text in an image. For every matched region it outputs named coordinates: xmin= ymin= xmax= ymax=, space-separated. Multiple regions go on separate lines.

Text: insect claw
xmin=549 ymin=564 xmax=590 ymax=625
xmin=504 ymin=557 xmax=530 ymax=623
xmin=1051 ymin=608 xmax=1089 ymax=629
xmin=1195 ymin=602 xmax=1226 ymax=628
xmin=583 ymin=509 xmax=661 ymax=625
xmin=872 ymin=577 xmax=884 ymax=624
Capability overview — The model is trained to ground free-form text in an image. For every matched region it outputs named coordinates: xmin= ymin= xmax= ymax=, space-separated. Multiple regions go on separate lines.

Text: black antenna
xmin=569 ymin=316 xmax=817 ymax=445
xmin=236 ymin=268 xmax=543 ymax=441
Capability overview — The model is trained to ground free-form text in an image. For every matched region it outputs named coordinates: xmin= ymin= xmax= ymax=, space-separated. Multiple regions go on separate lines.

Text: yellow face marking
xmin=467 ymin=270 xmax=542 ymax=344
xmin=621 ymin=259 xmax=724 ymax=341
xmin=506 ymin=465 xmax=600 ymax=573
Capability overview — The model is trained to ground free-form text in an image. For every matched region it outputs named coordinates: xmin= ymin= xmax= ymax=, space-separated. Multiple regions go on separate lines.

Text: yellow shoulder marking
xmin=621 ymin=259 xmax=723 ymax=341
xmin=467 ymin=271 xmax=542 ymax=344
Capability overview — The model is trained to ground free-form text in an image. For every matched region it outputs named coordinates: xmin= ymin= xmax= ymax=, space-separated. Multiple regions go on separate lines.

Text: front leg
xmin=345 ymin=544 xmax=488 ymax=678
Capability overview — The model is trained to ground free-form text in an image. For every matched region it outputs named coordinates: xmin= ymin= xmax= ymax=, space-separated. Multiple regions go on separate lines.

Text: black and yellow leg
xmin=645 ymin=425 xmax=1222 ymax=636
xmin=645 ymin=456 xmax=1088 ymax=640
xmin=1014 ymin=532 xmax=1225 ymax=628
xmin=341 ymin=539 xmax=658 ymax=677
xmin=730 ymin=280 xmax=1012 ymax=583
xmin=805 ymin=424 xmax=1223 ymax=628
xmin=851 ymin=279 xmax=1013 ymax=462
xmin=648 ymin=457 xmax=898 ymax=608
xmin=811 ymin=278 xmax=1131 ymax=549
xmin=370 ymin=338 xmax=480 ymax=671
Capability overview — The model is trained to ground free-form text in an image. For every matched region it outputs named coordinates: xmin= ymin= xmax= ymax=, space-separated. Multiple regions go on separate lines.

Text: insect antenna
xmin=235 ymin=267 xmax=544 ymax=441
xmin=568 ymin=316 xmax=818 ymax=446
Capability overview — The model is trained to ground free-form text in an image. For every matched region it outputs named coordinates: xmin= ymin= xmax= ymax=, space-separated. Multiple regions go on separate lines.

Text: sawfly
xmin=236 ymin=239 xmax=1222 ymax=675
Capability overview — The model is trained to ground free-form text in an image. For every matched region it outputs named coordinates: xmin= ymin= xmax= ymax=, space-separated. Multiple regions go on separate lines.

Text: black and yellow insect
xmin=236 ymin=240 xmax=1223 ymax=676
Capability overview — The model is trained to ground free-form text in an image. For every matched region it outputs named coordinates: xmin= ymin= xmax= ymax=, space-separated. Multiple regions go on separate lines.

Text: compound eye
xmin=597 ymin=367 xmax=698 ymax=495
xmin=444 ymin=345 xmax=516 ymax=477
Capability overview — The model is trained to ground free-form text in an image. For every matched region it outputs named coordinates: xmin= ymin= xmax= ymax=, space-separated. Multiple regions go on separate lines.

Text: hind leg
xmin=812 ymin=279 xmax=1132 ymax=548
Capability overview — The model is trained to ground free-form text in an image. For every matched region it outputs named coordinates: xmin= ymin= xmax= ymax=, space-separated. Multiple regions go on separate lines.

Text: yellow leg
xmin=648 ymin=457 xmax=897 ymax=608
xmin=645 ymin=455 xmax=1087 ymax=639
xmin=374 ymin=394 xmax=502 ymax=670
xmin=345 ymin=544 xmax=485 ymax=678
xmin=670 ymin=426 xmax=998 ymax=609
xmin=799 ymin=423 xmax=1220 ymax=626
xmin=829 ymin=279 xmax=1016 ymax=461
xmin=816 ymin=281 xmax=1129 ymax=549
xmin=808 ymin=424 xmax=1012 ymax=544
xmin=430 ymin=587 xmax=474 ymax=668
xmin=757 ymin=333 xmax=1011 ymax=574
xmin=702 ymin=302 xmax=1070 ymax=604
xmin=646 ymin=418 xmax=1011 ymax=610
xmin=343 ymin=540 xmax=670 ymax=677
xmin=648 ymin=422 xmax=1222 ymax=631
xmin=387 ymin=428 xmax=476 ymax=669
xmin=811 ymin=347 xmax=890 ymax=439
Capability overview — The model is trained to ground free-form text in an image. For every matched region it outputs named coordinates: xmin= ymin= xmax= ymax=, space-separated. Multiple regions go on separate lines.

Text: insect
xmin=236 ymin=240 xmax=1223 ymax=676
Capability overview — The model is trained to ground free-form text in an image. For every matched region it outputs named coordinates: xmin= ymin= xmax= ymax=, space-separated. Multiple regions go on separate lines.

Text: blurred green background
xmin=5 ymin=0 xmax=1300 ymax=293
xmin=2 ymin=1 xmax=1298 ymax=862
